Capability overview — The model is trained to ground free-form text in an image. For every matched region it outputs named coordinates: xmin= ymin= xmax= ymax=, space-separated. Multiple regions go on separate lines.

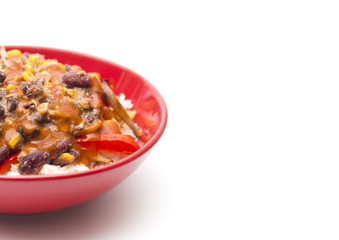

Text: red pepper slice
xmin=76 ymin=134 xmax=140 ymax=154
xmin=0 ymin=153 xmax=19 ymax=175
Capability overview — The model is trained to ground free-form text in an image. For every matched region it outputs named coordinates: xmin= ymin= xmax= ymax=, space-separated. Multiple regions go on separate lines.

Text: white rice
xmin=6 ymin=94 xmax=137 ymax=176
xmin=118 ymin=93 xmax=133 ymax=109
xmin=118 ymin=93 xmax=138 ymax=139
xmin=7 ymin=163 xmax=89 ymax=176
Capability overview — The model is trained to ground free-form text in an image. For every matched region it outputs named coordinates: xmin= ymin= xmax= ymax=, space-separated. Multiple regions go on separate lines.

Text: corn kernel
xmin=7 ymin=49 xmax=22 ymax=56
xmin=29 ymin=54 xmax=35 ymax=63
xmin=61 ymin=153 xmax=75 ymax=162
xmin=6 ymin=84 xmax=15 ymax=91
xmin=8 ymin=133 xmax=22 ymax=149
xmin=66 ymin=97 xmax=75 ymax=104
xmin=57 ymin=153 xmax=75 ymax=164
xmin=37 ymin=102 xmax=48 ymax=114
xmin=42 ymin=60 xmax=50 ymax=65
xmin=79 ymin=98 xmax=90 ymax=109
xmin=66 ymin=89 xmax=77 ymax=98
xmin=58 ymin=63 xmax=66 ymax=71
xmin=22 ymin=71 xmax=33 ymax=81
xmin=25 ymin=64 xmax=34 ymax=73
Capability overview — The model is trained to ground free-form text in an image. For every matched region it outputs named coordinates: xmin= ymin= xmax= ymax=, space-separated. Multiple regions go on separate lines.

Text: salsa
xmin=0 ymin=47 xmax=141 ymax=175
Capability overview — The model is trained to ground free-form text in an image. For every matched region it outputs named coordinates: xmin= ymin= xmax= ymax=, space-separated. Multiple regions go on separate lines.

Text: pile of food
xmin=0 ymin=47 xmax=142 ymax=175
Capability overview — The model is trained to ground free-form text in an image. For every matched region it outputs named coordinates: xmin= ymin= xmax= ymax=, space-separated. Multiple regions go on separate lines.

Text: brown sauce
xmin=0 ymin=50 xmax=104 ymax=167
xmin=0 ymin=48 xmax=139 ymax=174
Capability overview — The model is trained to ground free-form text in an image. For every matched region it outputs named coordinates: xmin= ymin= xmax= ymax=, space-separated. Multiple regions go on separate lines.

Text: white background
xmin=1 ymin=0 xmax=339 ymax=239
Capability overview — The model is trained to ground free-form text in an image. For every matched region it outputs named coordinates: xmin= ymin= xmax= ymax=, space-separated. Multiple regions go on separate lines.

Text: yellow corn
xmin=7 ymin=49 xmax=22 ymax=56
xmin=6 ymin=84 xmax=15 ymax=91
xmin=66 ymin=89 xmax=77 ymax=98
xmin=79 ymin=98 xmax=90 ymax=109
xmin=65 ymin=97 xmax=75 ymax=105
xmin=37 ymin=102 xmax=48 ymax=114
xmin=59 ymin=153 xmax=75 ymax=162
xmin=22 ymin=71 xmax=33 ymax=81
xmin=25 ymin=64 xmax=34 ymax=73
xmin=8 ymin=133 xmax=22 ymax=149
xmin=58 ymin=63 xmax=66 ymax=71
xmin=29 ymin=54 xmax=35 ymax=63
xmin=42 ymin=60 xmax=50 ymax=65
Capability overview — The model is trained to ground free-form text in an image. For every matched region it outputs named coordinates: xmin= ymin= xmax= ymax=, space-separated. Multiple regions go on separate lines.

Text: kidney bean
xmin=68 ymin=149 xmax=80 ymax=162
xmin=0 ymin=146 xmax=9 ymax=164
xmin=6 ymin=95 xmax=17 ymax=112
xmin=26 ymin=85 xmax=44 ymax=98
xmin=32 ymin=112 xmax=44 ymax=123
xmin=23 ymin=101 xmax=36 ymax=109
xmin=55 ymin=137 xmax=73 ymax=156
xmin=87 ymin=109 xmax=100 ymax=124
xmin=18 ymin=150 xmax=50 ymax=174
xmin=0 ymin=105 xmax=4 ymax=117
xmin=0 ymin=90 xmax=5 ymax=100
xmin=21 ymin=83 xmax=29 ymax=95
xmin=52 ymin=149 xmax=79 ymax=166
xmin=17 ymin=126 xmax=29 ymax=139
xmin=0 ymin=70 xmax=6 ymax=82
xmin=62 ymin=71 xmax=91 ymax=88
xmin=31 ymin=112 xmax=50 ymax=124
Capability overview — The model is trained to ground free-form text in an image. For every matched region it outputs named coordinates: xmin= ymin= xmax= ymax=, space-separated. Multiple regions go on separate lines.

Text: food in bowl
xmin=0 ymin=45 xmax=167 ymax=214
xmin=0 ymin=47 xmax=142 ymax=175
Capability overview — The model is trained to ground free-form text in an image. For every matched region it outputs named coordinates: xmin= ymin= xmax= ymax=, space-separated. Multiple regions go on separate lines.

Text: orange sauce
xmin=0 ymin=51 xmax=104 ymax=166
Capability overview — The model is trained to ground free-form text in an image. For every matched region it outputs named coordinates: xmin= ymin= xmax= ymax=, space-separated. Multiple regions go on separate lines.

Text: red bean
xmin=0 ymin=146 xmax=9 ymax=164
xmin=6 ymin=96 xmax=17 ymax=112
xmin=0 ymin=105 xmax=4 ymax=117
xmin=87 ymin=109 xmax=100 ymax=124
xmin=55 ymin=137 xmax=73 ymax=157
xmin=18 ymin=150 xmax=50 ymax=174
xmin=68 ymin=149 xmax=80 ymax=162
xmin=0 ymin=70 xmax=6 ymax=82
xmin=62 ymin=71 xmax=91 ymax=88
xmin=26 ymin=85 xmax=44 ymax=98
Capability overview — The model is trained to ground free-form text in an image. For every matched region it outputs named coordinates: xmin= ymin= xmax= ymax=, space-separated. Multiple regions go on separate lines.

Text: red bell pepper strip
xmin=76 ymin=134 xmax=140 ymax=154
xmin=0 ymin=153 xmax=19 ymax=175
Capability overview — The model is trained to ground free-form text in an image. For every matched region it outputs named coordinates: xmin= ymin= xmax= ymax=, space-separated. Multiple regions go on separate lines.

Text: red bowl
xmin=0 ymin=46 xmax=167 ymax=214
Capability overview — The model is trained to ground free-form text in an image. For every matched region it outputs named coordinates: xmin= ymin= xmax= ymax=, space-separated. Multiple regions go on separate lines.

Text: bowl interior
xmin=2 ymin=45 xmax=167 ymax=178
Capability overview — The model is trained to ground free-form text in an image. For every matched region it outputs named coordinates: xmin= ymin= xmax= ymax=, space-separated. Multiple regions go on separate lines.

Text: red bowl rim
xmin=0 ymin=45 xmax=168 ymax=181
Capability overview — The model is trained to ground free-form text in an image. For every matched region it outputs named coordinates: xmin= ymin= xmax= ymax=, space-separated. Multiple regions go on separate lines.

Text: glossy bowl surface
xmin=0 ymin=46 xmax=167 ymax=214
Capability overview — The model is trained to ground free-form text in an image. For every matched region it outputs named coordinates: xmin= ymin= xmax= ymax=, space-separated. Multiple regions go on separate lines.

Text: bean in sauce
xmin=0 ymin=48 xmax=139 ymax=175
